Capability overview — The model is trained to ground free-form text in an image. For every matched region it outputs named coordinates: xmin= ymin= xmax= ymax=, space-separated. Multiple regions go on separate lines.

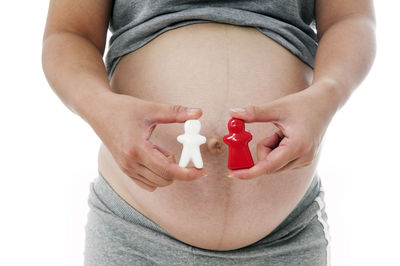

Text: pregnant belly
xmin=99 ymin=23 xmax=320 ymax=250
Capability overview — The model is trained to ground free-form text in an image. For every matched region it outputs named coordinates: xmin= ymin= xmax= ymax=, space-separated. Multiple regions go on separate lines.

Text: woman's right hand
xmin=87 ymin=91 xmax=207 ymax=192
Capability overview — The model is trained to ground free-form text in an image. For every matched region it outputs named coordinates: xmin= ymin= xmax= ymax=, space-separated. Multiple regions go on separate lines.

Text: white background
xmin=0 ymin=1 xmax=399 ymax=266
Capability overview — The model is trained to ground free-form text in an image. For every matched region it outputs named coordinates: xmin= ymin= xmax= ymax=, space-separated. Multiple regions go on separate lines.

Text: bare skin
xmin=42 ymin=0 xmax=376 ymax=251
xmin=99 ymin=23 xmax=319 ymax=250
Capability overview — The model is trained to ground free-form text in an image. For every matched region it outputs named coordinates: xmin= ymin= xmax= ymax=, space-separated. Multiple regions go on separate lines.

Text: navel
xmin=207 ymin=136 xmax=225 ymax=154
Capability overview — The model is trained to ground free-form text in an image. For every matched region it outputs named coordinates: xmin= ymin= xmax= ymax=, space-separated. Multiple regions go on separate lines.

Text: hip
xmin=84 ymin=172 xmax=329 ymax=265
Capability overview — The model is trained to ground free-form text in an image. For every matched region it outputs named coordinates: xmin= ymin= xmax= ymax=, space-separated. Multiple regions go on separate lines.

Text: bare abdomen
xmin=98 ymin=23 xmax=320 ymax=250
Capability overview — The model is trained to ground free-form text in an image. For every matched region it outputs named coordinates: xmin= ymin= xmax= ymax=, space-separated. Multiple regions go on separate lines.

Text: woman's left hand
xmin=228 ymin=83 xmax=339 ymax=179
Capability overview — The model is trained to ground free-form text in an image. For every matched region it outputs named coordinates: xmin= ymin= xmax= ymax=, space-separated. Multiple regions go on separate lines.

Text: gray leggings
xmin=84 ymin=173 xmax=330 ymax=266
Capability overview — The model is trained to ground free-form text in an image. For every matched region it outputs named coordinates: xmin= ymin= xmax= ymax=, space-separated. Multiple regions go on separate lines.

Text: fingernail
xmin=200 ymin=170 xmax=207 ymax=177
xmin=230 ymin=107 xmax=246 ymax=113
xmin=186 ymin=108 xmax=201 ymax=115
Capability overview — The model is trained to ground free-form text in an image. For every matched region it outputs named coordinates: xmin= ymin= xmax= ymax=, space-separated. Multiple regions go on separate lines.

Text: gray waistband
xmin=89 ymin=170 xmax=321 ymax=247
xmin=89 ymin=172 xmax=171 ymax=236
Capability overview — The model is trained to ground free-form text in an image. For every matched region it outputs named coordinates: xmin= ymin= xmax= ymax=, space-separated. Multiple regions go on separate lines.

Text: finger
xmin=153 ymin=145 xmax=177 ymax=163
xmin=229 ymin=102 xmax=281 ymax=123
xmin=129 ymin=175 xmax=157 ymax=192
xmin=257 ymin=132 xmax=282 ymax=161
xmin=257 ymin=136 xmax=298 ymax=173
xmin=229 ymin=136 xmax=298 ymax=179
xmin=122 ymin=164 xmax=161 ymax=187
xmin=136 ymin=162 xmax=174 ymax=187
xmin=228 ymin=159 xmax=274 ymax=179
xmin=141 ymin=143 xmax=206 ymax=181
xmin=285 ymin=156 xmax=315 ymax=171
xmin=292 ymin=162 xmax=312 ymax=170
xmin=273 ymin=158 xmax=300 ymax=174
xmin=150 ymin=143 xmax=206 ymax=177
xmin=152 ymin=103 xmax=203 ymax=124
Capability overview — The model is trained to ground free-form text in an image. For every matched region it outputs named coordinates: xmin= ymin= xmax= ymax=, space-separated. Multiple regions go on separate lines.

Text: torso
xmin=98 ymin=23 xmax=320 ymax=251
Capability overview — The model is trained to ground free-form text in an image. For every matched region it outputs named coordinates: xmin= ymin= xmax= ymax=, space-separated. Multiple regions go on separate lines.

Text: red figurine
xmin=223 ymin=118 xmax=254 ymax=170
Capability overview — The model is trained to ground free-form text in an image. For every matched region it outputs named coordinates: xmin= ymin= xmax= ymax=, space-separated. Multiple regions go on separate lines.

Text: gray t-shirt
xmin=106 ymin=0 xmax=318 ymax=81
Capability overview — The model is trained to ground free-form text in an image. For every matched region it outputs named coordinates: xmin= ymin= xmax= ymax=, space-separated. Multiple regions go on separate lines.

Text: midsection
xmin=99 ymin=23 xmax=320 ymax=250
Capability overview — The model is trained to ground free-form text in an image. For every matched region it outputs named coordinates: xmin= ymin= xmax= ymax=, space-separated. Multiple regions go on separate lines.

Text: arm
xmin=311 ymin=0 xmax=376 ymax=112
xmin=245 ymin=132 xmax=252 ymax=142
xmin=200 ymin=136 xmax=207 ymax=145
xmin=234 ymin=133 xmax=252 ymax=143
xmin=177 ymin=135 xmax=185 ymax=144
xmin=42 ymin=0 xmax=206 ymax=190
xmin=42 ymin=0 xmax=113 ymax=121
xmin=228 ymin=0 xmax=376 ymax=178
xmin=223 ymin=135 xmax=231 ymax=145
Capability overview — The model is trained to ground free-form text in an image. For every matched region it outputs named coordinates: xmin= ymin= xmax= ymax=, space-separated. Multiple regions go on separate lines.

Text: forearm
xmin=42 ymin=31 xmax=114 ymax=123
xmin=311 ymin=15 xmax=377 ymax=112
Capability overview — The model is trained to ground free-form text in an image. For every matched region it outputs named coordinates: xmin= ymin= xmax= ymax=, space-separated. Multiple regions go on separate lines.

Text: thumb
xmin=152 ymin=103 xmax=203 ymax=123
xmin=229 ymin=102 xmax=280 ymax=123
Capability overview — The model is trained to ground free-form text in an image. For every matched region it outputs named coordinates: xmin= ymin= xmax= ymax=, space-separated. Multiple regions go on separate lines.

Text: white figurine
xmin=177 ymin=120 xmax=207 ymax=168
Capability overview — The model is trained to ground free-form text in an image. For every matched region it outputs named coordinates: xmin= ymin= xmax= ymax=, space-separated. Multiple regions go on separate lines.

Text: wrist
xmin=309 ymin=77 xmax=350 ymax=114
xmin=77 ymin=89 xmax=118 ymax=125
xmin=301 ymin=80 xmax=340 ymax=124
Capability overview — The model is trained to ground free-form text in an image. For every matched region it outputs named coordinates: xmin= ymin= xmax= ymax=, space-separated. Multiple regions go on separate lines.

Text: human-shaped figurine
xmin=223 ymin=118 xmax=254 ymax=170
xmin=177 ymin=120 xmax=207 ymax=168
